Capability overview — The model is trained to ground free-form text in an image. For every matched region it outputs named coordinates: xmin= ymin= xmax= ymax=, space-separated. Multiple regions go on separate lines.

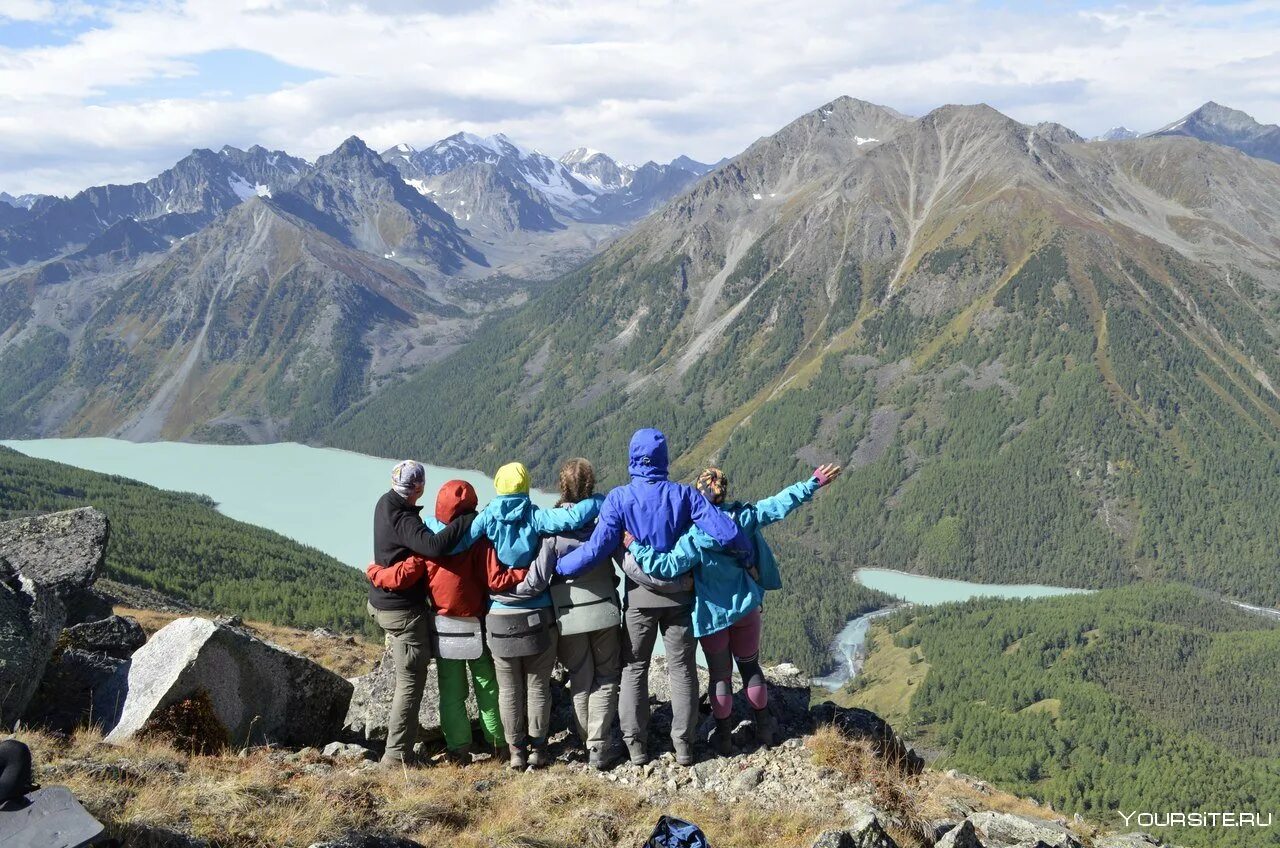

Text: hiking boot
xmin=508 ymin=744 xmax=528 ymax=771
xmin=673 ymin=739 xmax=695 ymax=767
xmin=754 ymin=708 xmax=776 ymax=748
xmin=444 ymin=744 xmax=472 ymax=766
xmin=587 ymin=744 xmax=616 ymax=771
xmin=376 ymin=753 xmax=411 ymax=771
xmin=625 ymin=738 xmax=649 ymax=767
xmin=528 ymin=739 xmax=550 ymax=769
xmin=711 ymin=717 xmax=736 ymax=757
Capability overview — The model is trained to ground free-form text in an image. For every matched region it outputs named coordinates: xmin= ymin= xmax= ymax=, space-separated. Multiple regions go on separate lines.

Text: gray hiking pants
xmin=558 ymin=625 xmax=622 ymax=750
xmin=367 ymin=603 xmax=431 ymax=763
xmin=620 ymin=604 xmax=698 ymax=749
xmin=492 ymin=629 xmax=559 ymax=747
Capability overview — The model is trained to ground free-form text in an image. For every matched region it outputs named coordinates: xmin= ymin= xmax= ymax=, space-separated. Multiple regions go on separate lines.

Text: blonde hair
xmin=558 ymin=458 xmax=596 ymax=505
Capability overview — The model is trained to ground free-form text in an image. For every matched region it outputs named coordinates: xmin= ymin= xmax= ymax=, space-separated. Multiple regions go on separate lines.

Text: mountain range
xmin=327 ymin=96 xmax=1280 ymax=669
xmin=3 ymin=97 xmax=1280 ymax=668
xmin=0 ymin=130 xmax=711 ymax=441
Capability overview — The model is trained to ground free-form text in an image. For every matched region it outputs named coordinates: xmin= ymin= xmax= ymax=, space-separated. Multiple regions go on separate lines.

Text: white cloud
xmin=1 ymin=0 xmax=1279 ymax=195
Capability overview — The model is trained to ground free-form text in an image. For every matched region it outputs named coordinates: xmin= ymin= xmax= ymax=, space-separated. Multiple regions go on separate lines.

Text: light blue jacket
xmin=426 ymin=493 xmax=603 ymax=610
xmin=627 ymin=478 xmax=819 ymax=638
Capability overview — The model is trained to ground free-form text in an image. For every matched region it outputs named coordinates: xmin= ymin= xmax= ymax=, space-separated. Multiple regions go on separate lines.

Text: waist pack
xmin=430 ymin=614 xmax=485 ymax=661
xmin=486 ymin=608 xmax=555 ymax=658
xmin=552 ymin=581 xmax=621 ymax=636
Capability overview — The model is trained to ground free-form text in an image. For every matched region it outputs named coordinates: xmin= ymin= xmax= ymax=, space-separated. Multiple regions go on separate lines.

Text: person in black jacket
xmin=366 ymin=460 xmax=476 ymax=767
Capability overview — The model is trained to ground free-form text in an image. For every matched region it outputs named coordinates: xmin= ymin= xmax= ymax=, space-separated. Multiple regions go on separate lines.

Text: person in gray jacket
xmin=549 ymin=458 xmax=624 ymax=770
xmin=618 ymin=538 xmax=699 ymax=766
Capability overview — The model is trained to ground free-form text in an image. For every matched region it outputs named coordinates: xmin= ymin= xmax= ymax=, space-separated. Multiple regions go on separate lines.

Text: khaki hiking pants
xmin=367 ymin=603 xmax=431 ymax=762
xmin=492 ymin=629 xmax=559 ymax=748
xmin=558 ymin=625 xmax=622 ymax=751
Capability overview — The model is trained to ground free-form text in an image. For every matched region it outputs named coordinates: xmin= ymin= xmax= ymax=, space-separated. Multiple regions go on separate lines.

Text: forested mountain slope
xmin=0 ymin=445 xmax=367 ymax=632
xmin=862 ymin=585 xmax=1280 ymax=848
xmin=330 ymin=97 xmax=1280 ymax=667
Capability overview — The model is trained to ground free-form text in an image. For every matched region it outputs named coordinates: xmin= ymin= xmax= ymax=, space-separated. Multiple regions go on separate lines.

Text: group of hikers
xmin=365 ymin=427 xmax=841 ymax=771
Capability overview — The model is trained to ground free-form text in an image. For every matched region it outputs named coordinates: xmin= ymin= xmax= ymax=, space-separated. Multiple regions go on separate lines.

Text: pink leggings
xmin=699 ymin=607 xmax=767 ymax=719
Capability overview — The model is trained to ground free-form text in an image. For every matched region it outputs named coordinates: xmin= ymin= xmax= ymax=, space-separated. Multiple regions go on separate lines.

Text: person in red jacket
xmin=369 ymin=479 xmax=527 ymax=763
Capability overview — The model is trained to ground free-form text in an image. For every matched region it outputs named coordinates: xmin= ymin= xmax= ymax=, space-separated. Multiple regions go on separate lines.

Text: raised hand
xmin=814 ymin=463 xmax=843 ymax=487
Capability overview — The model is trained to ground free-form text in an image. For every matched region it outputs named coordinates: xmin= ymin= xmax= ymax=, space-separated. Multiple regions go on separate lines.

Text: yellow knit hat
xmin=494 ymin=461 xmax=530 ymax=495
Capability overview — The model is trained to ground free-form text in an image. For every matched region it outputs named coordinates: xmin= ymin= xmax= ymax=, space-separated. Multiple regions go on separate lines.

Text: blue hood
xmin=628 ymin=428 xmax=669 ymax=481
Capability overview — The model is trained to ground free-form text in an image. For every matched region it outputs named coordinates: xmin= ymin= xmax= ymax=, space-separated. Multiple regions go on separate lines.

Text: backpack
xmin=645 ymin=815 xmax=711 ymax=848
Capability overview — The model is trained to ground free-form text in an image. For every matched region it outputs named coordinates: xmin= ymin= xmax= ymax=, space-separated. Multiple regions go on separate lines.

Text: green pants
xmin=436 ymin=652 xmax=504 ymax=751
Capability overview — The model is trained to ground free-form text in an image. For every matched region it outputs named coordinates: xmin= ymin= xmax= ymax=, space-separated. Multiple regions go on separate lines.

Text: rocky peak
xmin=1147 ymin=101 xmax=1280 ymax=163
xmin=1093 ymin=126 xmax=1140 ymax=141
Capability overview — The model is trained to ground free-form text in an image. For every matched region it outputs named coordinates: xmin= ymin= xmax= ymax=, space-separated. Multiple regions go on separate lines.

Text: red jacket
xmin=366 ymin=479 xmax=527 ymax=616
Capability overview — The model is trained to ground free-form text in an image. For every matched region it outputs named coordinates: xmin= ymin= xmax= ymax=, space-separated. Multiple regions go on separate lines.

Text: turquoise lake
xmin=2 ymin=438 xmax=556 ymax=569
xmin=3 ymin=439 xmax=1091 ymax=675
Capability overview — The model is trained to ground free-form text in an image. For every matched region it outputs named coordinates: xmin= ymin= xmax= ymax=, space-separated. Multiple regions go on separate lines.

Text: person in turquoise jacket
xmin=423 ymin=461 xmax=604 ymax=610
xmin=624 ymin=463 xmax=842 ymax=754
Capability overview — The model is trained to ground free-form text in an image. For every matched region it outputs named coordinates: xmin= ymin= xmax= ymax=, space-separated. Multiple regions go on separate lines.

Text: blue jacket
xmin=627 ymin=477 xmax=819 ymax=638
xmin=556 ymin=428 xmax=751 ymax=578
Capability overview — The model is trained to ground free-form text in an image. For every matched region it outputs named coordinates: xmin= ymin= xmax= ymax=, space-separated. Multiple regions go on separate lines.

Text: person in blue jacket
xmin=625 ymin=463 xmax=842 ymax=755
xmin=557 ymin=428 xmax=753 ymax=767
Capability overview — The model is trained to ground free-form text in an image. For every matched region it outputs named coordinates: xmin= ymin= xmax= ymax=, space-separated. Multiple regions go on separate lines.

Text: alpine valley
xmin=4 ymin=98 xmax=1280 ymax=676
xmin=6 ymin=95 xmax=1280 ymax=848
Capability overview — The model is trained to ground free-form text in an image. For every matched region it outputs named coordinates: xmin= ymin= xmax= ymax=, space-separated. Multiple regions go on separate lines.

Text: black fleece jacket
xmin=368 ymin=490 xmax=476 ymax=611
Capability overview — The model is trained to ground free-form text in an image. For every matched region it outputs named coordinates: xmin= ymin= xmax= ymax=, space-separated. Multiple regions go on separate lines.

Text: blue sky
xmin=1 ymin=0 xmax=1278 ymax=195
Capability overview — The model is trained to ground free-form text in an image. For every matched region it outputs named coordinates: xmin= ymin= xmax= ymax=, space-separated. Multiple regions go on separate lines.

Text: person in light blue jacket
xmin=624 ymin=463 xmax=842 ymax=755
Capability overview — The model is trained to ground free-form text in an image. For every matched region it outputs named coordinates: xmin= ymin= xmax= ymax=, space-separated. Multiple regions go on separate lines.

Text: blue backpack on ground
xmin=646 ymin=815 xmax=711 ymax=848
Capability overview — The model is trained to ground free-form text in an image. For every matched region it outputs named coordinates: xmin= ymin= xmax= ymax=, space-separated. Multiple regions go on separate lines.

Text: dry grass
xmin=18 ymin=727 xmax=836 ymax=848
xmin=806 ymin=726 xmax=932 ymax=847
xmin=117 ymin=607 xmax=382 ymax=679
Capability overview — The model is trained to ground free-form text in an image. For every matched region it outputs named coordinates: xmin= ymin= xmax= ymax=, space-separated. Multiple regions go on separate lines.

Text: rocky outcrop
xmin=968 ymin=811 xmax=1082 ymax=848
xmin=65 ymin=614 xmax=147 ymax=659
xmin=0 ymin=507 xmax=112 ymax=727
xmin=810 ymin=814 xmax=900 ymax=847
xmin=104 ymin=617 xmax=353 ymax=749
xmin=810 ymin=701 xmax=924 ymax=775
xmin=0 ymin=507 xmax=108 ymax=602
xmin=1095 ymin=835 xmax=1164 ymax=848
xmin=28 ymin=648 xmax=128 ymax=733
xmin=935 ymin=820 xmax=984 ymax=848
xmin=0 ymin=559 xmax=63 ymax=726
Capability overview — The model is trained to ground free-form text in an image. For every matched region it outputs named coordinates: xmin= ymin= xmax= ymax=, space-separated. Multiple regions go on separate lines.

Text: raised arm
xmin=745 ymin=477 xmax=821 ymax=530
xmin=398 ymin=510 xmax=476 ymax=559
xmin=556 ymin=492 xmax=622 ymax=577
xmin=529 ymin=494 xmax=604 ymax=535
xmin=506 ymin=537 xmax=558 ymax=598
xmin=627 ymin=528 xmax=709 ymax=580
